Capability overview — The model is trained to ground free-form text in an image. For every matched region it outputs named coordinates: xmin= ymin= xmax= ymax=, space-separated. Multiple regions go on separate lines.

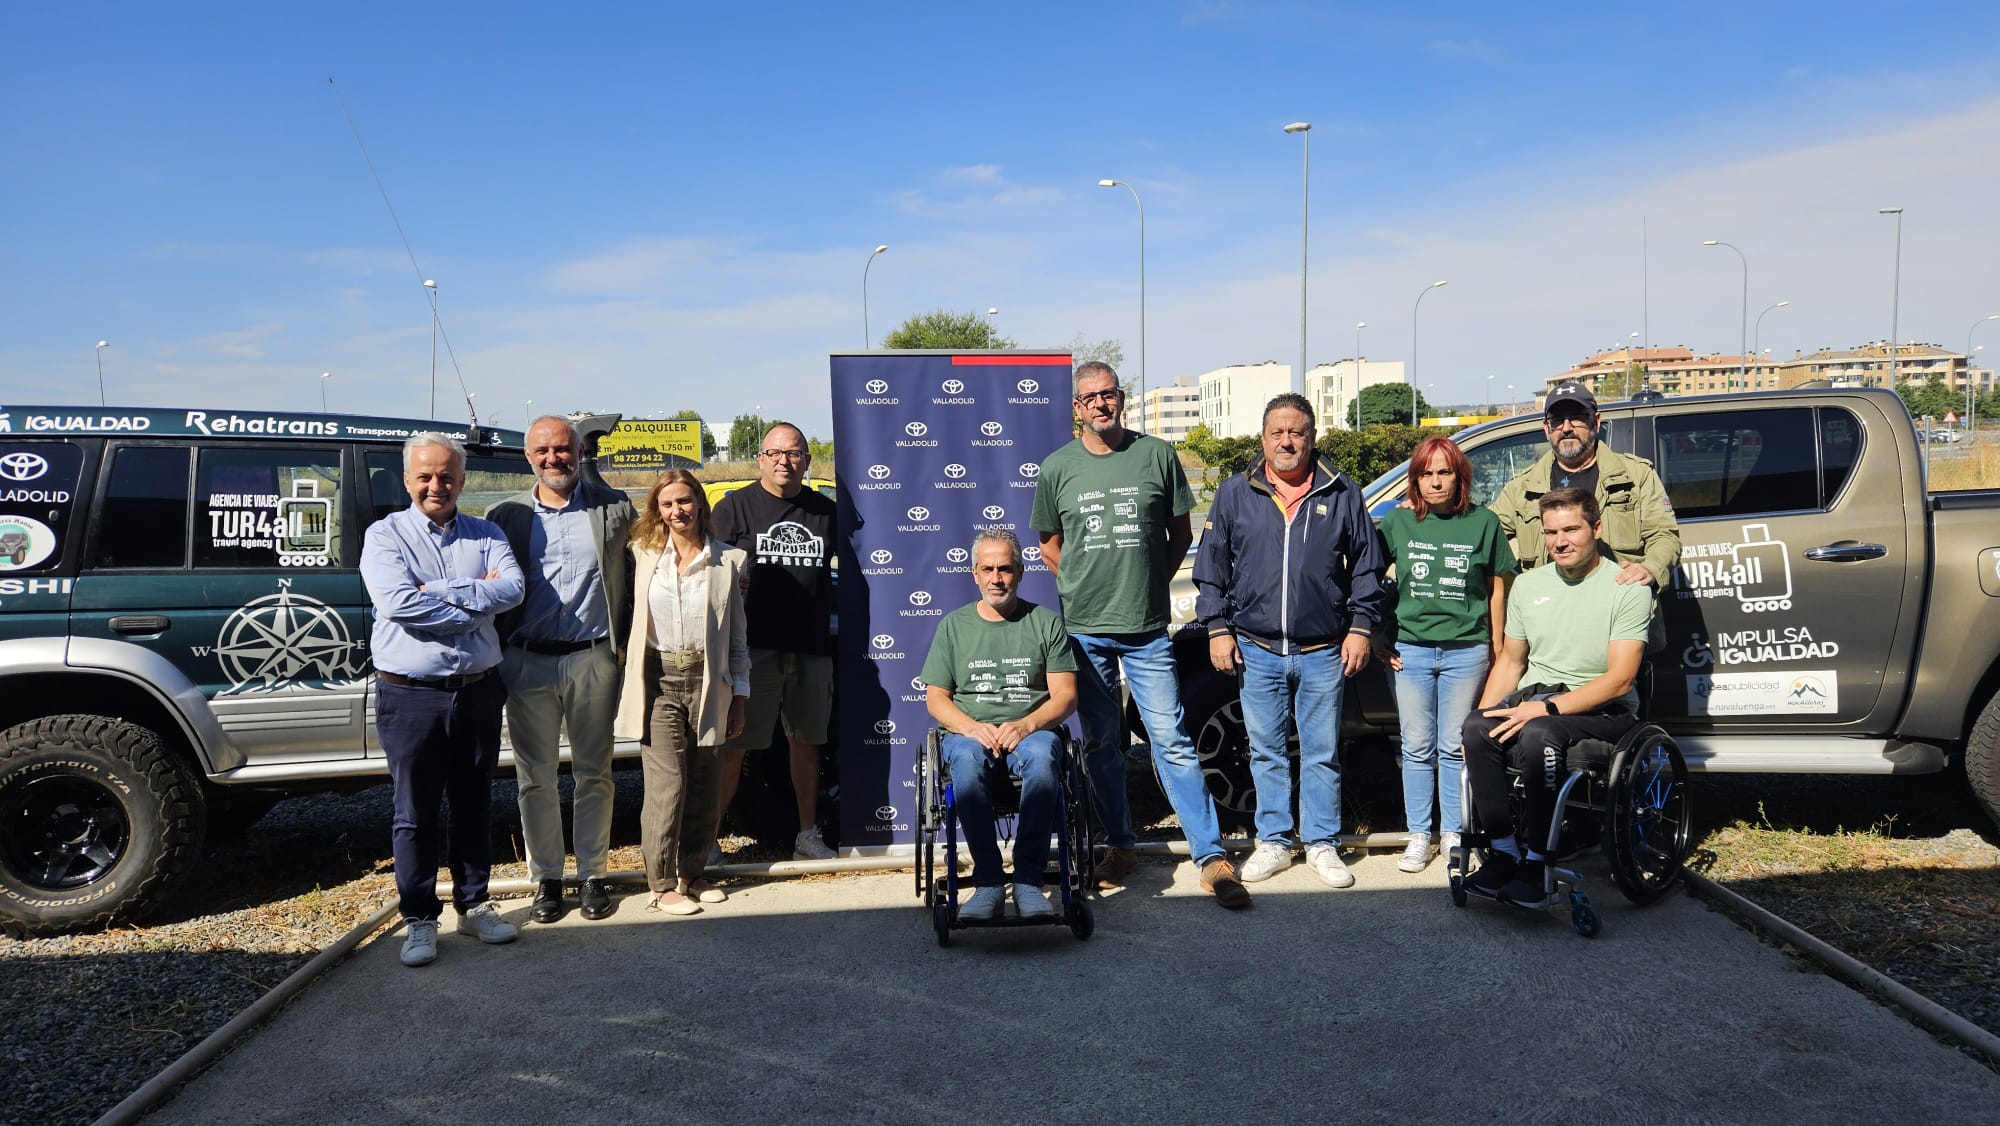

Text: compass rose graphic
xmin=216 ymin=586 xmax=364 ymax=693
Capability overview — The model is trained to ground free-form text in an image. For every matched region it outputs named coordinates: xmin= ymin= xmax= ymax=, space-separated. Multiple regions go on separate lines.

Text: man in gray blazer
xmin=490 ymin=415 xmax=637 ymax=922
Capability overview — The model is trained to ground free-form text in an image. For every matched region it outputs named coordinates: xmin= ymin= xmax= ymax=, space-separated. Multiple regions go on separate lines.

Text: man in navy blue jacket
xmin=1193 ymin=393 xmax=1387 ymax=888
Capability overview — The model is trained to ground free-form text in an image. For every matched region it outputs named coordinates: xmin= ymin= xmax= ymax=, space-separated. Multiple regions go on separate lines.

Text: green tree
xmin=882 ymin=309 xmax=1017 ymax=350
xmin=1178 ymin=423 xmax=1261 ymax=502
xmin=669 ymin=409 xmax=718 ymax=460
xmin=1066 ymin=333 xmax=1125 ymax=375
xmin=808 ymin=436 xmax=834 ymax=466
xmin=1897 ymin=376 xmax=1959 ymax=424
xmin=1347 ymin=382 xmax=1436 ymax=428
xmin=726 ymin=413 xmax=769 ymax=461
xmin=1318 ymin=425 xmax=1436 ymax=487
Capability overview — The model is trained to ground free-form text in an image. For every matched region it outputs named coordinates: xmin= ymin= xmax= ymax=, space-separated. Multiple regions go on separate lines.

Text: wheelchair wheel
xmin=1062 ymin=737 xmax=1097 ymax=891
xmin=1604 ymin=727 xmax=1692 ymax=905
xmin=1448 ymin=871 xmax=1467 ymax=908
xmin=1067 ymin=898 xmax=1094 ymax=940
xmin=1569 ymin=890 xmax=1600 ymax=938
xmin=918 ymin=730 xmax=944 ymax=906
xmin=932 ymin=899 xmax=952 ymax=947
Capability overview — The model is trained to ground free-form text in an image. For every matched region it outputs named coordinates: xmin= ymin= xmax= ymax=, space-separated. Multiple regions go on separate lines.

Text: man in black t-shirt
xmin=712 ymin=422 xmax=841 ymax=859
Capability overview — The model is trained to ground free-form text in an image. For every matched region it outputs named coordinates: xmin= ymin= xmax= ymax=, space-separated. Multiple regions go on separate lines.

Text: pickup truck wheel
xmin=1967 ymin=691 xmax=2000 ymax=834
xmin=0 ymin=715 xmax=205 ymax=937
xmin=1184 ymin=680 xmax=1258 ymax=831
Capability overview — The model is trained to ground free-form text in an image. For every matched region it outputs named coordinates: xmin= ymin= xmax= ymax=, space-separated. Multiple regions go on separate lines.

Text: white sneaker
xmin=1441 ymin=831 xmax=1462 ymax=860
xmin=453 ymin=901 xmax=519 ymax=944
xmin=1397 ymin=833 xmax=1436 ymax=873
xmin=1238 ymin=840 xmax=1297 ymax=883
xmin=1305 ymin=844 xmax=1356 ymax=889
xmin=1012 ymin=883 xmax=1055 ymax=919
xmin=794 ymin=825 xmax=836 ymax=860
xmin=960 ymin=885 xmax=1006 ymax=921
xmin=400 ymin=918 xmax=438 ymax=967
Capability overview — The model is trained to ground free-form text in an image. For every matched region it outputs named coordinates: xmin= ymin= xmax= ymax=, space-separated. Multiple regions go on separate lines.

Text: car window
xmin=194 ymin=447 xmax=344 ymax=568
xmin=1465 ymin=429 xmax=1550 ymax=508
xmin=0 ymin=441 xmax=86 ymax=573
xmin=95 ymin=445 xmax=192 ymax=568
xmin=1652 ymin=407 xmax=1835 ymax=518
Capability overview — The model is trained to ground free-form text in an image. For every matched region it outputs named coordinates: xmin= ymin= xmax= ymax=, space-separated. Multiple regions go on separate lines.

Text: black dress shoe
xmin=531 ymin=878 xmax=567 ymax=924
xmin=579 ymin=877 xmax=612 ymax=920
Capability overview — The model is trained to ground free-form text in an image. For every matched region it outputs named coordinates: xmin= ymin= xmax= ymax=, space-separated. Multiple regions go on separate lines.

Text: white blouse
xmin=647 ymin=537 xmax=711 ymax=654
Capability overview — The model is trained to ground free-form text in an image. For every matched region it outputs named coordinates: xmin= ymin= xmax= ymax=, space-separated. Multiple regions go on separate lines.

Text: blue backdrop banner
xmin=829 ymin=351 xmax=1074 ymax=848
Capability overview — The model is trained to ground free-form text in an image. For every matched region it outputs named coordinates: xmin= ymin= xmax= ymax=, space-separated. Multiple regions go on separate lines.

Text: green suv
xmin=0 ymin=404 xmax=544 ymax=936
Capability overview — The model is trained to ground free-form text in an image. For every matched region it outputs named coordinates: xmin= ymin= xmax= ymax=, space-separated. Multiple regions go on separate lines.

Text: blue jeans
xmin=1072 ymin=630 xmax=1225 ymax=865
xmin=942 ymin=731 xmax=1061 ymax=887
xmin=1236 ymin=641 xmax=1346 ymax=848
xmin=1390 ymin=641 xmax=1490 ymax=837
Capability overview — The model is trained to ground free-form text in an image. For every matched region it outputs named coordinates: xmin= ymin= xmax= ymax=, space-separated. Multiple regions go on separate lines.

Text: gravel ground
xmin=3 ymin=764 xmax=1996 ymax=1125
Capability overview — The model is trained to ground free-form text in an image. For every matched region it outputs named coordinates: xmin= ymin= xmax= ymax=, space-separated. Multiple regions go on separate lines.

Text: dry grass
xmin=1926 ymin=438 xmax=2000 ymax=491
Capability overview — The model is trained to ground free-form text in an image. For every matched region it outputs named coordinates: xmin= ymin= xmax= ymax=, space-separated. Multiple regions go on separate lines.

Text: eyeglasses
xmin=761 ymin=449 xmax=808 ymax=462
xmin=1074 ymin=389 xmax=1125 ymax=406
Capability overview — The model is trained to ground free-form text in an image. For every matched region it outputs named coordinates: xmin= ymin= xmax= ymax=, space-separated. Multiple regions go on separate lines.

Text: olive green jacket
xmin=1489 ymin=445 xmax=1682 ymax=587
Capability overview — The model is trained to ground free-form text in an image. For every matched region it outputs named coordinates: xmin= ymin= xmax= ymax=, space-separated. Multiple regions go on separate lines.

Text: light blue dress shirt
xmin=509 ymin=491 xmax=610 ymax=644
xmin=362 ymin=505 xmax=525 ymax=678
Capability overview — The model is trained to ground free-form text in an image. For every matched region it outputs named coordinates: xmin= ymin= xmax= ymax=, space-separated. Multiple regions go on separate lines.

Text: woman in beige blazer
xmin=614 ymin=470 xmax=750 ymax=914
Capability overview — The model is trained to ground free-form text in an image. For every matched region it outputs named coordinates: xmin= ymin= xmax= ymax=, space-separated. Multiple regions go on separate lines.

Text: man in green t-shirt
xmin=1031 ymin=361 xmax=1247 ymax=910
xmin=1461 ymin=487 xmax=1652 ymax=910
xmin=922 ymin=529 xmax=1078 ymax=921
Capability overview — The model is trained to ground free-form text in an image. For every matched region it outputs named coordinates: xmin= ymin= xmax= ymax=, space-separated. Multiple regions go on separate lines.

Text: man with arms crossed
xmin=1032 ymin=361 xmax=1248 ymax=909
xmin=361 ymin=433 xmax=525 ymax=967
xmin=1461 ymin=488 xmax=1651 ymax=909
xmin=713 ymin=421 xmax=841 ymax=860
xmin=923 ymin=529 xmax=1078 ymax=920
xmin=1194 ymin=393 xmax=1386 ymax=889
xmin=490 ymin=415 xmax=637 ymax=923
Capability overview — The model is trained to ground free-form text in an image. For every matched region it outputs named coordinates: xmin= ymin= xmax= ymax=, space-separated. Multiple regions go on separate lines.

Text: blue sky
xmin=4 ymin=2 xmax=1998 ymax=439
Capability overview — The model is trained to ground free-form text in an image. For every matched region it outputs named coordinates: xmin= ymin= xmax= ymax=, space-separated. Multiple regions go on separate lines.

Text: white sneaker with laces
xmin=1238 ymin=840 xmax=1296 ymax=883
xmin=1441 ymin=831 xmax=1462 ymax=860
xmin=794 ymin=826 xmax=836 ymax=860
xmin=1012 ymin=883 xmax=1055 ymax=919
xmin=960 ymin=885 xmax=1006 ymax=921
xmin=1397 ymin=832 xmax=1436 ymax=873
xmin=400 ymin=918 xmax=438 ymax=967
xmin=1305 ymin=844 xmax=1356 ymax=889
xmin=454 ymin=901 xmax=519 ymax=944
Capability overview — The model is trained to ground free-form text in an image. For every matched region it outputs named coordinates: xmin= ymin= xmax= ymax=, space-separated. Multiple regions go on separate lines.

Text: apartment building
xmin=1197 ymin=362 xmax=1293 ymax=438
xmin=1304 ymin=358 xmax=1408 ymax=431
xmin=1538 ymin=342 xmax=1992 ymax=407
xmin=1123 ymin=375 xmax=1202 ymax=442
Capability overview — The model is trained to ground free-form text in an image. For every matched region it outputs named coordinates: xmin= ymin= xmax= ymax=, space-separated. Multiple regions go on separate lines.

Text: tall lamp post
xmin=1702 ymin=240 xmax=1748 ymax=393
xmin=524 ymin=399 xmax=533 ymax=428
xmin=424 ymin=279 xmax=439 ymax=418
xmin=1753 ymin=301 xmax=1790 ymax=391
xmin=320 ymin=371 xmax=331 ymax=413
xmin=862 ymin=244 xmax=888 ymax=347
xmin=1284 ymin=121 xmax=1312 ymax=396
xmin=1098 ymin=179 xmax=1146 ymax=431
xmin=1880 ymin=208 xmax=1903 ymax=387
xmin=1969 ymin=315 xmax=1998 ymax=437
xmin=1352 ymin=321 xmax=1365 ymax=428
xmin=95 ymin=340 xmax=109 ymax=407
xmin=1411 ymin=280 xmax=1448 ymax=426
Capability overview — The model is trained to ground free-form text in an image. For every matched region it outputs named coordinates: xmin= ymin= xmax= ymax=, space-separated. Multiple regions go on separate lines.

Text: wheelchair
xmin=1447 ymin=718 xmax=1693 ymax=938
xmin=914 ymin=727 xmax=1097 ymax=946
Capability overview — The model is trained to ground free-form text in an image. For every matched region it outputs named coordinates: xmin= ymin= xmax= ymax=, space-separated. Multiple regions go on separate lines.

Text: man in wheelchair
xmin=922 ymin=529 xmax=1079 ymax=922
xmin=1461 ymin=487 xmax=1653 ymax=909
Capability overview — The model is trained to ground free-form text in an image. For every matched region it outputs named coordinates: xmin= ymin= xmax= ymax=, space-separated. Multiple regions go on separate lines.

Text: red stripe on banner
xmin=951 ymin=354 xmax=1073 ymax=365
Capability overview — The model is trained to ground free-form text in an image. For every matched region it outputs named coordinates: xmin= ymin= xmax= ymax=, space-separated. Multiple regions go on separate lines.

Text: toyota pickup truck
xmin=1169 ymin=387 xmax=2000 ymax=832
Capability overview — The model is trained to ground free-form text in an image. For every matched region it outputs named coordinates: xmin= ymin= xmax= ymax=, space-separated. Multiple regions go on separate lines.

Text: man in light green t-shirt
xmin=1461 ymin=487 xmax=1652 ymax=911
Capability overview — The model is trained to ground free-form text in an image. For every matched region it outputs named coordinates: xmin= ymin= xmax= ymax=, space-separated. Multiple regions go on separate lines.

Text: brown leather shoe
xmin=1199 ymin=858 xmax=1253 ymax=910
xmin=1096 ymin=846 xmax=1139 ymax=889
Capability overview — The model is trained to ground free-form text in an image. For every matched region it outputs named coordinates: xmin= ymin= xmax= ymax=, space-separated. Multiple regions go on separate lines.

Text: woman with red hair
xmin=1376 ymin=437 xmax=1515 ymax=872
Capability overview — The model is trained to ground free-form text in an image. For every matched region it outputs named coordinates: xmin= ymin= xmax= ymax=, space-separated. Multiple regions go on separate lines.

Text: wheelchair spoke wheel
xmin=1063 ymin=742 xmax=1097 ymax=891
xmin=1605 ymin=730 xmax=1692 ymax=905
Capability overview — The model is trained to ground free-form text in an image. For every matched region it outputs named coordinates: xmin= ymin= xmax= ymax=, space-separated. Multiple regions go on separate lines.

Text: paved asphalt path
xmin=151 ymin=851 xmax=2000 ymax=1124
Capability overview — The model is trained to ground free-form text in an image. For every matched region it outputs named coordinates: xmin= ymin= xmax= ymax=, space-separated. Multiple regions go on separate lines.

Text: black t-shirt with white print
xmin=711 ymin=483 xmax=837 ymax=655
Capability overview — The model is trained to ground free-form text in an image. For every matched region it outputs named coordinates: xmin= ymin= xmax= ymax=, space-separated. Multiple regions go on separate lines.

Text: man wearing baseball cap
xmin=1489 ymin=382 xmax=1680 ymax=590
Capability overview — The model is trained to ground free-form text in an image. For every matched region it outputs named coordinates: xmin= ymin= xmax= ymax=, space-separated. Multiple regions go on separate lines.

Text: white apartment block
xmin=1197 ymin=363 xmax=1294 ymax=438
xmin=1304 ymin=359 xmax=1408 ymax=430
xmin=1124 ymin=375 xmax=1202 ymax=442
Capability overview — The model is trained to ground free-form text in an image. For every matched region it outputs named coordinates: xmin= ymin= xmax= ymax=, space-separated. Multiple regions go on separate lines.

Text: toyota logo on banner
xmin=908 ymin=590 xmax=932 ymax=606
xmin=981 ymin=505 xmax=1006 ymax=521
xmin=904 ymin=421 xmax=928 ymax=437
xmin=868 ymin=464 xmax=892 ymax=479
xmin=1018 ymin=462 xmax=1040 ymax=478
xmin=942 ymin=379 xmax=966 ymax=394
xmin=874 ymin=719 xmax=897 ymax=735
xmin=910 ymin=675 xmax=925 ymax=692
xmin=907 ymin=506 xmax=930 ymax=521
xmin=865 ymin=379 xmax=889 ymax=394
xmin=872 ymin=634 xmax=897 ymax=650
xmin=0 ymin=452 xmax=49 ymax=481
xmin=1023 ymin=546 xmax=1042 ymax=562
xmin=980 ymin=421 xmax=1003 ymax=436
xmin=1017 ymin=379 xmax=1039 ymax=394
xmin=943 ymin=463 xmax=967 ymax=479
xmin=870 ymin=549 xmax=894 ymax=565
xmin=945 ymin=547 xmax=969 ymax=563
xmin=875 ymin=805 xmax=898 ymax=821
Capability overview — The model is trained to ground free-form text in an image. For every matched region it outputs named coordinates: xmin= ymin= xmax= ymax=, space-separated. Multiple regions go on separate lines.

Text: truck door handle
xmin=1803 ymin=542 xmax=1887 ymax=563
xmin=109 ymin=615 xmax=172 ymax=634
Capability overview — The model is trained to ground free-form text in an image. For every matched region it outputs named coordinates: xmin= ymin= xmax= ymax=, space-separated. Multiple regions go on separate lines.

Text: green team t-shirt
xmin=1505 ymin=558 xmax=1654 ymax=715
xmin=1379 ymin=506 xmax=1516 ymax=644
xmin=920 ymin=600 xmax=1077 ymax=727
xmin=1029 ymin=432 xmax=1194 ymax=635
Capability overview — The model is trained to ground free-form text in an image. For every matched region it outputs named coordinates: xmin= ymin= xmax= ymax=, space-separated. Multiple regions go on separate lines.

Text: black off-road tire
xmin=0 ymin=715 xmax=206 ymax=937
xmin=1967 ymin=691 xmax=2000 ymax=836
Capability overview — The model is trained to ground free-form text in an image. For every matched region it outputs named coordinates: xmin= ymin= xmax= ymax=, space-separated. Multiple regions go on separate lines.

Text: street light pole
xmin=1970 ymin=316 xmax=1998 ymax=439
xmin=95 ymin=341 xmax=109 ymax=406
xmin=1702 ymin=240 xmax=1748 ymax=393
xmin=862 ymin=245 xmax=888 ymax=347
xmin=320 ymin=371 xmax=330 ymax=413
xmin=1412 ymin=280 xmax=1448 ymax=426
xmin=424 ymin=279 xmax=439 ymax=418
xmin=1098 ymin=180 xmax=1146 ymax=432
xmin=1880 ymin=208 xmax=1903 ymax=387
xmin=1353 ymin=321 xmax=1365 ymax=428
xmin=1284 ymin=122 xmax=1312 ymax=397
xmin=1753 ymin=301 xmax=1791 ymax=391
